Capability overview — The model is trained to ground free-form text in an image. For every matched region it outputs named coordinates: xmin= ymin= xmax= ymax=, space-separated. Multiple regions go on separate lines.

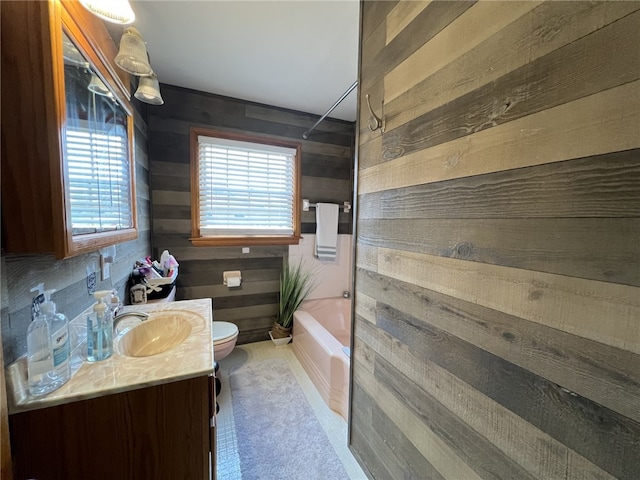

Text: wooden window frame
xmin=189 ymin=127 xmax=302 ymax=246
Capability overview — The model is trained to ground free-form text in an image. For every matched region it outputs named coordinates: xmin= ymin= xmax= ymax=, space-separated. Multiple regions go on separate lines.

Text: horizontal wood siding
xmin=147 ymin=86 xmax=354 ymax=343
xmin=351 ymin=2 xmax=640 ymax=479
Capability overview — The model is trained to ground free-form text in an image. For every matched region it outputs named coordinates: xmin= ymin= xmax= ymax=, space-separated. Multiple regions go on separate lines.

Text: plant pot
xmin=269 ymin=331 xmax=292 ymax=346
xmin=271 ymin=322 xmax=292 ymax=339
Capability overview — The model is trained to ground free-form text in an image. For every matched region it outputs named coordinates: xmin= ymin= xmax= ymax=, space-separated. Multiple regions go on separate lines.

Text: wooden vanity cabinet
xmin=1 ymin=0 xmax=137 ymax=259
xmin=9 ymin=375 xmax=216 ymax=479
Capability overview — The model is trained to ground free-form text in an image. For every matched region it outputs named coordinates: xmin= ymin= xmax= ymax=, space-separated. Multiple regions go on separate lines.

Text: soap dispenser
xmin=87 ymin=290 xmax=113 ymax=362
xmin=26 ymin=307 xmax=55 ymax=396
xmin=37 ymin=289 xmax=71 ymax=390
xmin=41 ymin=289 xmax=71 ymax=386
xmin=108 ymin=291 xmax=121 ymax=318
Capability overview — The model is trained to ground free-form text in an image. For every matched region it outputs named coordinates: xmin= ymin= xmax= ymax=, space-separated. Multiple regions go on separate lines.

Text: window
xmin=190 ymin=128 xmax=301 ymax=246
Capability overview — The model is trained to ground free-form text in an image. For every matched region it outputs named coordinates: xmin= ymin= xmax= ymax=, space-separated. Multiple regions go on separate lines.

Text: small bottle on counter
xmin=130 ymin=283 xmax=147 ymax=304
xmin=109 ymin=292 xmax=121 ymax=317
xmin=86 ymin=290 xmax=113 ymax=362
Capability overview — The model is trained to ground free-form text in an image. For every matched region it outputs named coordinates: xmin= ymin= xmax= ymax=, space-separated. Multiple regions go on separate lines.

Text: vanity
xmin=5 ymin=299 xmax=216 ymax=480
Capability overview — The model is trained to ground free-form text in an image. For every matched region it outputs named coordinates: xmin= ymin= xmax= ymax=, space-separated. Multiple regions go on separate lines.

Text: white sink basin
xmin=117 ymin=311 xmax=194 ymax=357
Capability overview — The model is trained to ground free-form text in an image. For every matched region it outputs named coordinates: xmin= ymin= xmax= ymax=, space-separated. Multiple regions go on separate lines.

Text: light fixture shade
xmin=79 ymin=0 xmax=135 ymax=25
xmin=135 ymin=74 xmax=164 ymax=105
xmin=115 ymin=27 xmax=153 ymax=76
xmin=62 ymin=35 xmax=89 ymax=68
xmin=87 ymin=75 xmax=113 ymax=97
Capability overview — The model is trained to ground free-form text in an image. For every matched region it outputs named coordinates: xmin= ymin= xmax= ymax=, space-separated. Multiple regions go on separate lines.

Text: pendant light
xmin=87 ymin=74 xmax=113 ymax=97
xmin=135 ymin=73 xmax=164 ymax=105
xmin=115 ymin=27 xmax=153 ymax=76
xmin=79 ymin=0 xmax=135 ymax=25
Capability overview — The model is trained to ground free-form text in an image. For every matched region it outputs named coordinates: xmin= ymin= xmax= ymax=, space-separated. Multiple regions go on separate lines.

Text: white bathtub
xmin=292 ymin=297 xmax=351 ymax=421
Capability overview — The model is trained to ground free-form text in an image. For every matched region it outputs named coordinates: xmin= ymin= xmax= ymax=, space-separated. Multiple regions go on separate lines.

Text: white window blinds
xmin=66 ymin=126 xmax=133 ymax=235
xmin=197 ymin=135 xmax=297 ymax=236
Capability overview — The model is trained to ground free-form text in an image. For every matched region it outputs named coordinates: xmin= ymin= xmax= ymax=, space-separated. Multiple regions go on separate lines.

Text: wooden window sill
xmin=190 ymin=235 xmax=301 ymax=247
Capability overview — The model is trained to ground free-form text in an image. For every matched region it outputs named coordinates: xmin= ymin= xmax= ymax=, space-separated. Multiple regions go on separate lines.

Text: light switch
xmin=100 ymin=254 xmax=110 ymax=281
xmin=100 ymin=246 xmax=116 ymax=281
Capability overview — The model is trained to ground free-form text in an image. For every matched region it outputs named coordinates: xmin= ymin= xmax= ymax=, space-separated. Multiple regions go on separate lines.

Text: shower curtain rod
xmin=302 ymin=80 xmax=358 ymax=139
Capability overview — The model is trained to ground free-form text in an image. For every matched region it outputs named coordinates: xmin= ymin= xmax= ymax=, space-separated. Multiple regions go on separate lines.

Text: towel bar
xmin=302 ymin=199 xmax=351 ymax=214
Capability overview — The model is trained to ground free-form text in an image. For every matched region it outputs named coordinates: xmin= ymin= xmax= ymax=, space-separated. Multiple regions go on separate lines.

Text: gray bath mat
xmin=229 ymin=357 xmax=350 ymax=479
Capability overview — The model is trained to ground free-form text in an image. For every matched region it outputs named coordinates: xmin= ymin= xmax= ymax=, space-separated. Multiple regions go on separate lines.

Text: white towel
xmin=315 ymin=203 xmax=339 ymax=260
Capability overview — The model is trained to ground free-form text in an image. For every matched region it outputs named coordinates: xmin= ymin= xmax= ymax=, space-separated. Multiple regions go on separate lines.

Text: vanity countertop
xmin=5 ymin=298 xmax=214 ymax=414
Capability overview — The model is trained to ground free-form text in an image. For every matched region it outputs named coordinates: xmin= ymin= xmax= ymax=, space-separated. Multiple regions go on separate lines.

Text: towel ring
xmin=365 ymin=94 xmax=384 ymax=133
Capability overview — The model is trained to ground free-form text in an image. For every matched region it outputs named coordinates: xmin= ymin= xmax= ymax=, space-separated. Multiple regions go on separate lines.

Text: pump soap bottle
xmin=27 ymin=289 xmax=71 ymax=395
xmin=42 ymin=289 xmax=71 ymax=386
xmin=87 ymin=290 xmax=113 ymax=362
xmin=26 ymin=305 xmax=54 ymax=396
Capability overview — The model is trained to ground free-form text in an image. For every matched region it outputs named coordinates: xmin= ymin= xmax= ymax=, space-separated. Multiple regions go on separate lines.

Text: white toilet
xmin=213 ymin=321 xmax=239 ymax=360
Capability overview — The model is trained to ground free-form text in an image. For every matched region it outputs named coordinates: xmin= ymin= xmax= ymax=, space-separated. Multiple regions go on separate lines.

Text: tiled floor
xmin=215 ymin=340 xmax=367 ymax=480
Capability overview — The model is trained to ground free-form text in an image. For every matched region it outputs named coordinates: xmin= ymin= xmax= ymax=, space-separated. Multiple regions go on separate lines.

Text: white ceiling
xmin=129 ymin=0 xmax=360 ymax=122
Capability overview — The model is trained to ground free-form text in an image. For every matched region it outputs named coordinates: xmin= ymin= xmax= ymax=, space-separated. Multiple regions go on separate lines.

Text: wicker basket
xmin=271 ymin=322 xmax=292 ymax=339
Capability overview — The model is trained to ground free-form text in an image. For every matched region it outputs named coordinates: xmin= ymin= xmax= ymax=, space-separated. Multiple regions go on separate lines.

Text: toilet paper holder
xmin=223 ymin=270 xmax=242 ymax=287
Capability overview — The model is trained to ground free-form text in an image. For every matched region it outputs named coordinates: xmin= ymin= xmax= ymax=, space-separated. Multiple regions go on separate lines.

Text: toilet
xmin=213 ymin=321 xmax=239 ymax=360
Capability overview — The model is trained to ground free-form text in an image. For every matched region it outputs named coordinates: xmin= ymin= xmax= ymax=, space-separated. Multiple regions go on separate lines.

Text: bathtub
xmin=292 ymin=297 xmax=351 ymax=421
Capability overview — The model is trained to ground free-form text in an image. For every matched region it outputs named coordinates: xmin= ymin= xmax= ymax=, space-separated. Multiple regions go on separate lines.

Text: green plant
xmin=276 ymin=260 xmax=315 ymax=329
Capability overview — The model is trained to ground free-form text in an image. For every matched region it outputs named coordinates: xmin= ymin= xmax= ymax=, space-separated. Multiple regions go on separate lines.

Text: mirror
xmin=62 ymin=31 xmax=133 ymax=236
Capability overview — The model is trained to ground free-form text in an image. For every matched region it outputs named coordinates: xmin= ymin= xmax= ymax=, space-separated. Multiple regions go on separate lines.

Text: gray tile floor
xmin=215 ymin=341 xmax=367 ymax=480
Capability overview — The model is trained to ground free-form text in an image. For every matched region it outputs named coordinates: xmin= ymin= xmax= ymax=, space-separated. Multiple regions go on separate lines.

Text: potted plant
xmin=271 ymin=259 xmax=315 ymax=341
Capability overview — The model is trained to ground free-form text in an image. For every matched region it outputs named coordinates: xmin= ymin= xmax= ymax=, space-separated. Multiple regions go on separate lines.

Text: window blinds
xmin=197 ymin=135 xmax=296 ymax=236
xmin=66 ymin=127 xmax=132 ymax=235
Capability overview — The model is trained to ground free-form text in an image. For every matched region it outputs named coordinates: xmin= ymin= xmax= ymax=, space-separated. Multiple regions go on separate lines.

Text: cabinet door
xmin=209 ymin=374 xmax=217 ymax=477
xmin=9 ymin=376 xmax=210 ymax=479
xmin=0 ymin=0 xmax=137 ymax=259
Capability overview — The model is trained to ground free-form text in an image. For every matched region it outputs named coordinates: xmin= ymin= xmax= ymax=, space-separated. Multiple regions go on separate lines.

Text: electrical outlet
xmin=242 ymin=247 xmax=250 ymax=254
xmin=86 ymin=262 xmax=96 ymax=295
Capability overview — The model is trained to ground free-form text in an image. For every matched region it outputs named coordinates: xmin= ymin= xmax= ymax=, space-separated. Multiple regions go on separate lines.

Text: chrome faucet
xmin=113 ymin=311 xmax=149 ymax=333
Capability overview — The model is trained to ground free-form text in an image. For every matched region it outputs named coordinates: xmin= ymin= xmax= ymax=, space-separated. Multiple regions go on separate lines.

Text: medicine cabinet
xmin=1 ymin=0 xmax=137 ymax=259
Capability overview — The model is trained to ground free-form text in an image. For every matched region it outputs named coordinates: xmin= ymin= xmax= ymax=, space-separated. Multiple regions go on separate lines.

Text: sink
xmin=117 ymin=312 xmax=193 ymax=357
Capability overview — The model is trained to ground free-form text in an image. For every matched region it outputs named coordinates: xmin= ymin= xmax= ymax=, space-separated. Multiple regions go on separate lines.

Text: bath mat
xmin=229 ymin=358 xmax=350 ymax=480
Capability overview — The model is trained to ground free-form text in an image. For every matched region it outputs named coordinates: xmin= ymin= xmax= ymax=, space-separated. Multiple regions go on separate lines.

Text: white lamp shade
xmin=62 ymin=34 xmax=89 ymax=68
xmin=87 ymin=75 xmax=113 ymax=97
xmin=79 ymin=0 xmax=135 ymax=25
xmin=135 ymin=74 xmax=164 ymax=105
xmin=115 ymin=27 xmax=153 ymax=76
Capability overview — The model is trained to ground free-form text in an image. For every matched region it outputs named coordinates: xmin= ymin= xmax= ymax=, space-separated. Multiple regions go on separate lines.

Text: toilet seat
xmin=213 ymin=321 xmax=239 ymax=345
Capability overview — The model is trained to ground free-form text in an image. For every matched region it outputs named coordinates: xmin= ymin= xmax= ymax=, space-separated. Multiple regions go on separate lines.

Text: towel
xmin=315 ymin=203 xmax=339 ymax=260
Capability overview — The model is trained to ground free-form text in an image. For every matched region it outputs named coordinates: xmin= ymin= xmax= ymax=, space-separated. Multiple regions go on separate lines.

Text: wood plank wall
xmin=351 ymin=2 xmax=640 ymax=479
xmin=146 ymin=85 xmax=355 ymax=344
xmin=1 ymin=103 xmax=152 ymax=365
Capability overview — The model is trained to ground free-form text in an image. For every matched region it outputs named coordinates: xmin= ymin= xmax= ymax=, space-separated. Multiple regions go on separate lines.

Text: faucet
xmin=113 ymin=311 xmax=149 ymax=333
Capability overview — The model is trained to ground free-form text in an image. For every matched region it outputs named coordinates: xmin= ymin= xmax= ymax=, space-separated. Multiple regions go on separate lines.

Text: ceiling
xmin=128 ymin=1 xmax=360 ymax=122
